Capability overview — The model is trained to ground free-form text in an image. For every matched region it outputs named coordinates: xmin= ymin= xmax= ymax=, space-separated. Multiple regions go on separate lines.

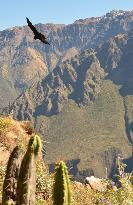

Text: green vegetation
xmin=0 ymin=131 xmax=133 ymax=205
xmin=36 ymin=79 xmax=132 ymax=178
xmin=94 ymin=159 xmax=133 ymax=205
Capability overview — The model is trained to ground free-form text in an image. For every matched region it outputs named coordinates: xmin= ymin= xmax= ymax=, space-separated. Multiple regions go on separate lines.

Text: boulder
xmin=85 ymin=176 xmax=107 ymax=192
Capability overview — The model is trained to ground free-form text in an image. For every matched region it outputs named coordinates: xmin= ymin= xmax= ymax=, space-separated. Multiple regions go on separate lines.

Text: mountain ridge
xmin=0 ymin=9 xmax=133 ymax=105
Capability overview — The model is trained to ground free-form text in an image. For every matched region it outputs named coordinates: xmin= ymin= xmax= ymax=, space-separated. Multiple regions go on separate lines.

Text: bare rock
xmin=85 ymin=176 xmax=107 ymax=192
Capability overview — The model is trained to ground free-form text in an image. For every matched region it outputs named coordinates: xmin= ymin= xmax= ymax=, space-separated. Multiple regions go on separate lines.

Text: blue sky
xmin=0 ymin=0 xmax=133 ymax=30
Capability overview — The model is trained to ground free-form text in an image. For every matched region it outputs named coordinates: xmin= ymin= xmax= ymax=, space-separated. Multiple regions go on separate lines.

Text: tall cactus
xmin=2 ymin=146 xmax=21 ymax=205
xmin=16 ymin=134 xmax=41 ymax=205
xmin=53 ymin=161 xmax=72 ymax=205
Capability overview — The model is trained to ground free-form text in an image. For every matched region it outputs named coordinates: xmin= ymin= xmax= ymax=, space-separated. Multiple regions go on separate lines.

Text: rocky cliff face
xmin=8 ymin=49 xmax=105 ymax=118
xmin=8 ymin=31 xmax=133 ymax=118
xmin=1 ymin=10 xmax=133 ymax=107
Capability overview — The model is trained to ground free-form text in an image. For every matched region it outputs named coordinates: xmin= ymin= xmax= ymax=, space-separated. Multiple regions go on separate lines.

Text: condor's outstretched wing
xmin=26 ymin=17 xmax=38 ymax=35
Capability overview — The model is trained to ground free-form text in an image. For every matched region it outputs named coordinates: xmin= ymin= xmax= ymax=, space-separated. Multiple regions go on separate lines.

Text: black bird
xmin=26 ymin=17 xmax=50 ymax=45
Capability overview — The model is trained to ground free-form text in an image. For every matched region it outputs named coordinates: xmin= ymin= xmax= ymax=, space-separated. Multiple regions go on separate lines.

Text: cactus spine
xmin=53 ymin=161 xmax=72 ymax=205
xmin=2 ymin=146 xmax=21 ymax=205
xmin=16 ymin=135 xmax=41 ymax=205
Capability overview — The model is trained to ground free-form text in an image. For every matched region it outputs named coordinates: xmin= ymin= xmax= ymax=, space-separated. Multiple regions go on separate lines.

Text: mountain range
xmin=1 ymin=10 xmax=133 ymax=180
xmin=1 ymin=9 xmax=133 ymax=107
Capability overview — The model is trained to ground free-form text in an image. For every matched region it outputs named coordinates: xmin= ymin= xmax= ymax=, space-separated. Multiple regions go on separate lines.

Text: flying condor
xmin=26 ymin=17 xmax=50 ymax=45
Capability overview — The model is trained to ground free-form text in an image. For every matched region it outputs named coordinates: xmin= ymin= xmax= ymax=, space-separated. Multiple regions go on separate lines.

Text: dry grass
xmin=72 ymin=183 xmax=96 ymax=205
xmin=0 ymin=116 xmax=34 ymax=152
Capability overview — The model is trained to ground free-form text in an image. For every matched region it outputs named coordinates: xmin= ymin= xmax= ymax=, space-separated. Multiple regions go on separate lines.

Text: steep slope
xmin=0 ymin=76 xmax=17 ymax=108
xmin=0 ymin=27 xmax=48 ymax=107
xmin=8 ymin=49 xmax=105 ymax=118
xmin=1 ymin=10 xmax=133 ymax=108
xmin=5 ymin=31 xmax=133 ymax=179
xmin=0 ymin=116 xmax=34 ymax=166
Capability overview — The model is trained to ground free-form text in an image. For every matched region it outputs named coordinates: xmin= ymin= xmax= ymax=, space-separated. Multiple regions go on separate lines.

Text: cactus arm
xmin=53 ymin=161 xmax=72 ymax=205
xmin=2 ymin=146 xmax=21 ymax=205
xmin=16 ymin=135 xmax=41 ymax=205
